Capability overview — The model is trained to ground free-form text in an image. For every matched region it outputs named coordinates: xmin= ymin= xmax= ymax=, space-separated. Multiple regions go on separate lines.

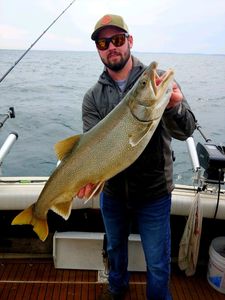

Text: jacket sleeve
xmin=162 ymin=89 xmax=196 ymax=141
xmin=82 ymin=86 xmax=102 ymax=132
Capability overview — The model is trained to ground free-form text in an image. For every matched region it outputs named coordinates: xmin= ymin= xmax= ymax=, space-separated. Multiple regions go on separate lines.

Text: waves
xmin=0 ymin=50 xmax=225 ymax=185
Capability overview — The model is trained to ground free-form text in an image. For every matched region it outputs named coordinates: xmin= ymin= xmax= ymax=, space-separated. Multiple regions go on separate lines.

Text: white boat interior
xmin=0 ymin=177 xmax=224 ymax=219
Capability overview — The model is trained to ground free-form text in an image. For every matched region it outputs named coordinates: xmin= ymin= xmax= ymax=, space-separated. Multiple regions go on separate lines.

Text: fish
xmin=11 ymin=61 xmax=174 ymax=241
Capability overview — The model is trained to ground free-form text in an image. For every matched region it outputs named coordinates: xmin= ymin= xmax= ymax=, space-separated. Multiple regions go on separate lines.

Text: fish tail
xmin=11 ymin=204 xmax=49 ymax=242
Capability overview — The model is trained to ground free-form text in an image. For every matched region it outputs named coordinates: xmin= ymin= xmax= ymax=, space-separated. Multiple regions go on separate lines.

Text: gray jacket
xmin=82 ymin=56 xmax=196 ymax=202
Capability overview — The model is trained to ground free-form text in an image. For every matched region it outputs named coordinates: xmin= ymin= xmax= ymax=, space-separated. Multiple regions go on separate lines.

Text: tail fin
xmin=11 ymin=204 xmax=49 ymax=242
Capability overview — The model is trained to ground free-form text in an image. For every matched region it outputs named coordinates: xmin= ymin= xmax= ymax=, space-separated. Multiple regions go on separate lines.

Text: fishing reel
xmin=196 ymin=143 xmax=225 ymax=184
xmin=186 ymin=124 xmax=225 ymax=186
xmin=186 ymin=126 xmax=225 ymax=219
xmin=194 ymin=122 xmax=225 ymax=185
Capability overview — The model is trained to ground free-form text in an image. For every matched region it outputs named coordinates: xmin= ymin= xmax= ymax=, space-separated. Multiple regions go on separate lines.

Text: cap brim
xmin=91 ymin=26 xmax=127 ymax=40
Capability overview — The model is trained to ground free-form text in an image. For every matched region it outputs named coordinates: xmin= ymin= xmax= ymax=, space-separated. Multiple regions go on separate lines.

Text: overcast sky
xmin=0 ymin=0 xmax=225 ymax=54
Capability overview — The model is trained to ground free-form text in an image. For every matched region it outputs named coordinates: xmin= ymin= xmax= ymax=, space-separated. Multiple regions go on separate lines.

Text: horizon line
xmin=0 ymin=48 xmax=224 ymax=56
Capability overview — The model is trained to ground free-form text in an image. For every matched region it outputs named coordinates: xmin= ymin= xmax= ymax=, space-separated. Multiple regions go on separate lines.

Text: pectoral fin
xmin=88 ymin=182 xmax=104 ymax=199
xmin=129 ymin=123 xmax=154 ymax=147
xmin=54 ymin=135 xmax=81 ymax=161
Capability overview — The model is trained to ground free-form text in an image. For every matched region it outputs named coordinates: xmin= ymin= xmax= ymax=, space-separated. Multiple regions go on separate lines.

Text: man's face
xmin=96 ymin=27 xmax=133 ymax=72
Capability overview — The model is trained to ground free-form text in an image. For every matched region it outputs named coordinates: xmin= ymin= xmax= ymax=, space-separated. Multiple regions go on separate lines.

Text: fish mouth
xmin=147 ymin=62 xmax=174 ymax=101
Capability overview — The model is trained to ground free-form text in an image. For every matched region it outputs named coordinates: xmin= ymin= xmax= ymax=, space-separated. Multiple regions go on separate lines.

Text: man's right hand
xmin=77 ymin=183 xmax=98 ymax=199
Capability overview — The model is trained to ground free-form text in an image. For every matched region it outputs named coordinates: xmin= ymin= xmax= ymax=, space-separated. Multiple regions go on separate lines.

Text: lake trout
xmin=12 ymin=61 xmax=174 ymax=241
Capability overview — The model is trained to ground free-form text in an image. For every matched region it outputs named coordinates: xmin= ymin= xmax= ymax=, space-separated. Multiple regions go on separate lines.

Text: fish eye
xmin=141 ymin=80 xmax=147 ymax=87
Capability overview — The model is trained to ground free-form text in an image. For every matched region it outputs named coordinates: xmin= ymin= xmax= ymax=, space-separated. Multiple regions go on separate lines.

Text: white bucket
xmin=207 ymin=237 xmax=225 ymax=294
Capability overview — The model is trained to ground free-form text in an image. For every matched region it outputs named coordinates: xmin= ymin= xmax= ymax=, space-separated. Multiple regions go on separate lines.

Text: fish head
xmin=128 ymin=61 xmax=174 ymax=122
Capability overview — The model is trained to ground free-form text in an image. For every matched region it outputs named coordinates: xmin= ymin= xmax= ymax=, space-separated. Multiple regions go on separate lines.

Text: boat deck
xmin=0 ymin=258 xmax=225 ymax=300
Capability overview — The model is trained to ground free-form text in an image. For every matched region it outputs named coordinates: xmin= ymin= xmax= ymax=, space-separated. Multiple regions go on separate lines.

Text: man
xmin=80 ymin=14 xmax=196 ymax=300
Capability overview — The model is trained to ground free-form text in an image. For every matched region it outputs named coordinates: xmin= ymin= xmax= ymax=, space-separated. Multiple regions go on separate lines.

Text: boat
xmin=1 ymin=110 xmax=225 ymax=299
xmin=1 ymin=6 xmax=225 ymax=294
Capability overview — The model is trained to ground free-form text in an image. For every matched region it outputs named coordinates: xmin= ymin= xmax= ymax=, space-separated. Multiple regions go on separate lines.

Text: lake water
xmin=0 ymin=50 xmax=225 ymax=185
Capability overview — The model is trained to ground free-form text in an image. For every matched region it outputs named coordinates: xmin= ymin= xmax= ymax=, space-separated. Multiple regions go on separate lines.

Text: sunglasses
xmin=95 ymin=33 xmax=129 ymax=51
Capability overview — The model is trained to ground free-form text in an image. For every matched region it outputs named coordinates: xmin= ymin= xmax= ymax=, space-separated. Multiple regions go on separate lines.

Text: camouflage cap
xmin=91 ymin=14 xmax=129 ymax=40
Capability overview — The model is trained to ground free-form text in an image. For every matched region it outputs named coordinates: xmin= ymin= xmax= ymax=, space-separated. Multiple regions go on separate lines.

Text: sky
xmin=0 ymin=0 xmax=225 ymax=54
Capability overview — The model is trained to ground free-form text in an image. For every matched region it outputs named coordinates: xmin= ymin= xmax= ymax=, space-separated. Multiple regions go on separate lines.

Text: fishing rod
xmin=195 ymin=122 xmax=212 ymax=143
xmin=186 ymin=121 xmax=214 ymax=173
xmin=0 ymin=0 xmax=77 ymax=84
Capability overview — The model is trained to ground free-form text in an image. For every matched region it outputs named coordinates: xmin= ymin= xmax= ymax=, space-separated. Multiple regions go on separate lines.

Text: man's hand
xmin=77 ymin=182 xmax=104 ymax=199
xmin=77 ymin=183 xmax=97 ymax=199
xmin=156 ymin=75 xmax=183 ymax=109
xmin=167 ymin=81 xmax=183 ymax=109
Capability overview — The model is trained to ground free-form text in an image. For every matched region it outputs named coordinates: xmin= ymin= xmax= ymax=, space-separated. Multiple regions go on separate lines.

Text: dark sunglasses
xmin=95 ymin=33 xmax=129 ymax=51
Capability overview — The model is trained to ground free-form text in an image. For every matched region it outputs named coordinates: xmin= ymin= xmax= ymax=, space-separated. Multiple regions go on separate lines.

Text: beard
xmin=100 ymin=47 xmax=131 ymax=72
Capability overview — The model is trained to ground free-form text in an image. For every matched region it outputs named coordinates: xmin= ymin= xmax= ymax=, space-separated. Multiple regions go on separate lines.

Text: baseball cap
xmin=91 ymin=14 xmax=129 ymax=40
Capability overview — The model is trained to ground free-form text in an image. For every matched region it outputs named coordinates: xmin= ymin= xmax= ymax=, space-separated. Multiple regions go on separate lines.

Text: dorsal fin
xmin=54 ymin=135 xmax=81 ymax=161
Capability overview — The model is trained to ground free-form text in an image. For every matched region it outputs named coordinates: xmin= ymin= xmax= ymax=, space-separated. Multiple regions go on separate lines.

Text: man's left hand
xmin=156 ymin=75 xmax=183 ymax=109
xmin=167 ymin=81 xmax=183 ymax=109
